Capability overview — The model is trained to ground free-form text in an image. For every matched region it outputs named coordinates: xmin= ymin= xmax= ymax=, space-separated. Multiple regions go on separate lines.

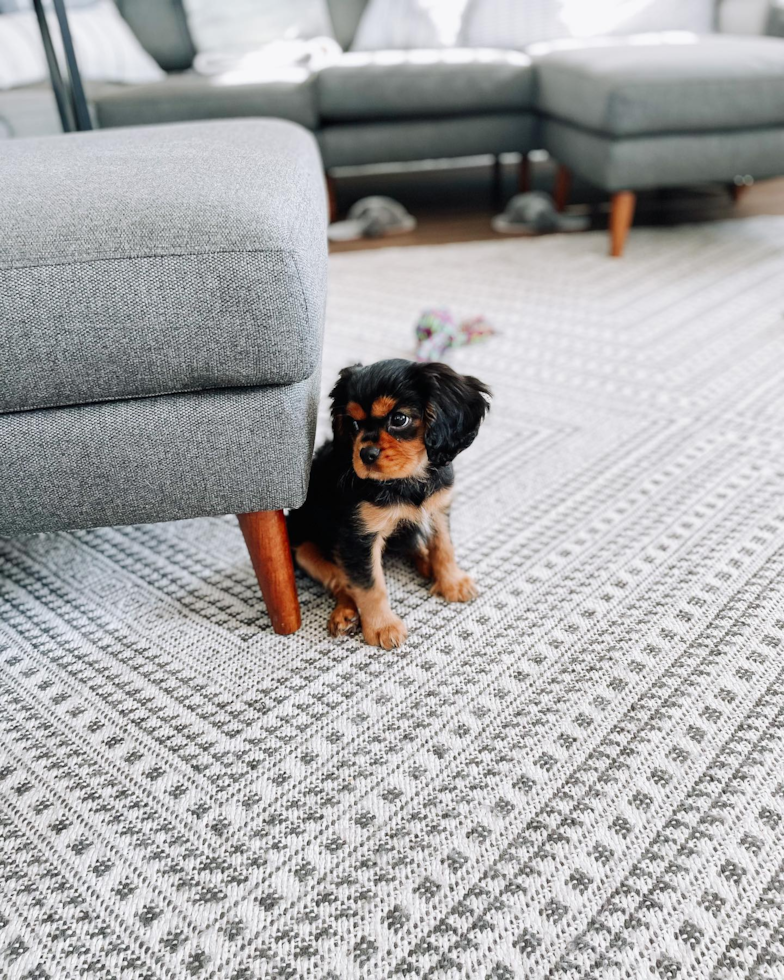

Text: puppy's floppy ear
xmin=419 ymin=362 xmax=491 ymax=467
xmin=330 ymin=364 xmax=361 ymax=440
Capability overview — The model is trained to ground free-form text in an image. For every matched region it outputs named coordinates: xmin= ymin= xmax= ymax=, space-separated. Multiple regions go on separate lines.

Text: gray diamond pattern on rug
xmin=2 ymin=220 xmax=784 ymax=979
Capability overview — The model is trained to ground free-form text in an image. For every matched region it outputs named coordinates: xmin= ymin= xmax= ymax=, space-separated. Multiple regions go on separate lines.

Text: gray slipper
xmin=328 ymin=196 xmax=417 ymax=242
xmin=492 ymin=191 xmax=589 ymax=235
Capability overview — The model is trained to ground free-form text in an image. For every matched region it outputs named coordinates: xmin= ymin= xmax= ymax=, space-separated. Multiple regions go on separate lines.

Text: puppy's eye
xmin=348 ymin=418 xmax=360 ymax=433
xmin=389 ymin=412 xmax=411 ymax=430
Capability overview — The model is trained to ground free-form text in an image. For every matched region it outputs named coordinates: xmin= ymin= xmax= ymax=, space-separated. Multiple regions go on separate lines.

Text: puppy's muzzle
xmin=360 ymin=446 xmax=380 ymax=465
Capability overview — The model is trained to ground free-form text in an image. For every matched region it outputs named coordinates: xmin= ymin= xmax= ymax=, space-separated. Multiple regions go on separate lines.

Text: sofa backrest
xmin=325 ymin=0 xmax=368 ymax=49
xmin=116 ymin=0 xmax=195 ymax=72
xmin=719 ymin=0 xmax=773 ymax=33
xmin=323 ymin=1 xmax=755 ymax=50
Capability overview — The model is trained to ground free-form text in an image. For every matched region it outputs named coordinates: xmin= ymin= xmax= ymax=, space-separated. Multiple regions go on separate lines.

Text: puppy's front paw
xmin=431 ymin=571 xmax=478 ymax=603
xmin=328 ymin=602 xmax=360 ymax=637
xmin=363 ymin=615 xmax=408 ymax=650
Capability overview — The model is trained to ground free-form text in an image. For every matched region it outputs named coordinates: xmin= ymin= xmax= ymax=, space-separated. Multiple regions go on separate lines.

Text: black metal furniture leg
xmin=31 ymin=0 xmax=75 ymax=132
xmin=51 ymin=0 xmax=92 ymax=131
xmin=31 ymin=0 xmax=92 ymax=133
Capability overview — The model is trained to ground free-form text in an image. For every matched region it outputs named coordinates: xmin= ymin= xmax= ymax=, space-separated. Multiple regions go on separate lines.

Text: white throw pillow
xmin=0 ymin=0 xmax=165 ymax=89
xmin=351 ymin=0 xmax=472 ymax=50
xmin=183 ymin=0 xmax=335 ymax=54
xmin=461 ymin=0 xmax=715 ymax=49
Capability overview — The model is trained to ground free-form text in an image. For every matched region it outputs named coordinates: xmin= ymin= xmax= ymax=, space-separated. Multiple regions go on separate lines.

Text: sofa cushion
xmin=318 ymin=48 xmax=534 ymax=121
xmin=94 ymin=68 xmax=319 ymax=130
xmin=319 ymin=112 xmax=538 ymax=167
xmin=534 ymin=34 xmax=784 ymax=137
xmin=115 ymin=0 xmax=196 ymax=72
xmin=0 ymin=378 xmax=320 ymax=534
xmin=325 ymin=0 xmax=368 ymax=49
xmin=0 ymin=80 xmax=123 ymax=138
xmin=0 ymin=119 xmax=327 ymax=414
xmin=541 ymin=117 xmax=784 ymax=191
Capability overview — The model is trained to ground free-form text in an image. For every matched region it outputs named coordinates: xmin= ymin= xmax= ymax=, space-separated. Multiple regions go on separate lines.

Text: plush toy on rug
xmin=492 ymin=191 xmax=589 ymax=234
xmin=414 ymin=308 xmax=496 ymax=362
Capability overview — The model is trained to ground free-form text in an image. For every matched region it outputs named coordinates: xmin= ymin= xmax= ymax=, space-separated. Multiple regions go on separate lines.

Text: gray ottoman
xmin=0 ymin=118 xmax=327 ymax=633
xmin=535 ymin=34 xmax=784 ymax=255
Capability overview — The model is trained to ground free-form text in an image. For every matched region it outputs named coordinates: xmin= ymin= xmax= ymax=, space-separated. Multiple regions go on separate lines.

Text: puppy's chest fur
xmin=358 ymin=487 xmax=452 ymax=543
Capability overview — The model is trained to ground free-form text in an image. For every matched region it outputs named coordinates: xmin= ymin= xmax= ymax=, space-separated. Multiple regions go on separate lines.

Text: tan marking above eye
xmin=346 ymin=401 xmax=366 ymax=420
xmin=371 ymin=395 xmax=396 ymax=418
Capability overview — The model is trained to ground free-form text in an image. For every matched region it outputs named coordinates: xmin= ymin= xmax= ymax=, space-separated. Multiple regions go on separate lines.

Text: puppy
xmin=287 ymin=359 xmax=491 ymax=649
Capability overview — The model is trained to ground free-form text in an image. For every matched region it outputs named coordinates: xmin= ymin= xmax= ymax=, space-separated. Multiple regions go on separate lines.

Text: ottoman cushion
xmin=0 ymin=119 xmax=327 ymax=414
xmin=534 ymin=35 xmax=784 ymax=136
xmin=318 ymin=49 xmax=534 ymax=121
xmin=94 ymin=70 xmax=319 ymax=130
xmin=0 ymin=378 xmax=320 ymax=534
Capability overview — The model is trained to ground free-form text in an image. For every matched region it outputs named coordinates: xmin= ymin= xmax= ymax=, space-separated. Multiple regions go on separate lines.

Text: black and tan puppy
xmin=287 ymin=359 xmax=491 ymax=649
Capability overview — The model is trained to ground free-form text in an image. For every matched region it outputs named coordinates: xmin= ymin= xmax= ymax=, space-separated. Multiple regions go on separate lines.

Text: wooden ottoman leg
xmin=237 ymin=509 xmax=301 ymax=635
xmin=609 ymin=191 xmax=636 ymax=258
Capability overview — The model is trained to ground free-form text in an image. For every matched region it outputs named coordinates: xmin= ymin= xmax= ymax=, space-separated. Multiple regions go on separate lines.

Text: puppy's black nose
xmin=360 ymin=446 xmax=380 ymax=465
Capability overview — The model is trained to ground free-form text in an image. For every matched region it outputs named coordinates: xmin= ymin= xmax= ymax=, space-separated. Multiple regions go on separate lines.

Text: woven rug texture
xmin=2 ymin=219 xmax=784 ymax=979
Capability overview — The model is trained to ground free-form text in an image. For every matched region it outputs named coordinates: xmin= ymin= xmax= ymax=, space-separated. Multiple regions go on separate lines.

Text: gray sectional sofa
xmin=93 ymin=7 xmax=541 ymax=180
xmin=3 ymin=0 xmax=784 ymax=255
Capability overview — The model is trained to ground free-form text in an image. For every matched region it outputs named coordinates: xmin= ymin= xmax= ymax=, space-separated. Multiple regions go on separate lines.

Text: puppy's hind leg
xmin=295 ymin=542 xmax=360 ymax=636
xmin=410 ymin=535 xmax=432 ymax=581
xmin=328 ymin=589 xmax=360 ymax=637
xmin=390 ymin=522 xmax=431 ymax=581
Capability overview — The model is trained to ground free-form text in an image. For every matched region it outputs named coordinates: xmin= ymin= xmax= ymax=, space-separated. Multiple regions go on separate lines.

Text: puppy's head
xmin=330 ymin=359 xmax=490 ymax=481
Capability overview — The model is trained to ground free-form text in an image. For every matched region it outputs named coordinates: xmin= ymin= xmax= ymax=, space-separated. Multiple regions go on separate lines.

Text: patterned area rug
xmin=3 ymin=219 xmax=784 ymax=979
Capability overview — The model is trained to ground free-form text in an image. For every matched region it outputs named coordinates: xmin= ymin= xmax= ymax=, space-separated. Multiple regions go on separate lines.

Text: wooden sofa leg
xmin=238 ymin=509 xmax=301 ymax=635
xmin=730 ymin=182 xmax=747 ymax=203
xmin=492 ymin=155 xmax=504 ymax=206
xmin=609 ymin=191 xmax=636 ymax=258
xmin=554 ymin=164 xmax=571 ymax=212
xmin=518 ymin=153 xmax=531 ymax=194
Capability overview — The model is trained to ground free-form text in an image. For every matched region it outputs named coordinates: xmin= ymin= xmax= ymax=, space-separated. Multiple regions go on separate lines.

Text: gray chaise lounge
xmin=0 ymin=118 xmax=327 ymax=634
xmin=535 ymin=33 xmax=784 ymax=255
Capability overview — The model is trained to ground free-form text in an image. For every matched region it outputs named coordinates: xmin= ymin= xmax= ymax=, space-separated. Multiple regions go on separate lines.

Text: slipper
xmin=492 ymin=191 xmax=589 ymax=235
xmin=328 ymin=196 xmax=417 ymax=242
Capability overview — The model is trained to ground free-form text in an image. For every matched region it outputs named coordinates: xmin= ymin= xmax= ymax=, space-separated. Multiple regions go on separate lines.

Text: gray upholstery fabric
xmin=318 ymin=49 xmax=534 ymax=121
xmin=94 ymin=69 xmax=319 ymax=130
xmin=319 ymin=112 xmax=538 ymax=167
xmin=1 ymin=120 xmax=327 ymax=413
xmin=0 ymin=81 xmax=122 ymax=139
xmin=325 ymin=0 xmax=368 ymax=49
xmin=115 ymin=0 xmax=195 ymax=72
xmin=768 ymin=0 xmax=784 ymax=37
xmin=0 ymin=375 xmax=320 ymax=535
xmin=542 ymin=117 xmax=784 ymax=191
xmin=535 ymin=34 xmax=784 ymax=136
